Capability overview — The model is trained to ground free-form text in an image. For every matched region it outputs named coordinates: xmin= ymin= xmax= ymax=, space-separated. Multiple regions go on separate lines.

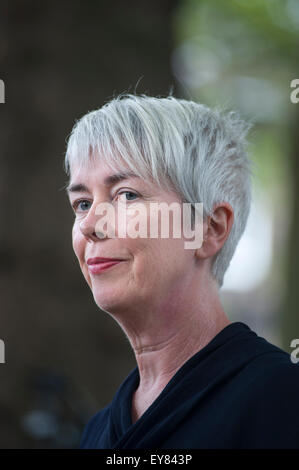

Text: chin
xmin=92 ymin=286 xmax=127 ymax=314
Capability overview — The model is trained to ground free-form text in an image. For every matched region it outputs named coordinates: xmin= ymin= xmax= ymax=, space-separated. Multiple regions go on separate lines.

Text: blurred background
xmin=0 ymin=0 xmax=298 ymax=448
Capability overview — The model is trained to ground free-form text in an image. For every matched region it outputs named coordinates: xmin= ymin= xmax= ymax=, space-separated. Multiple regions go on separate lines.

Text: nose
xmin=79 ymin=204 xmax=107 ymax=241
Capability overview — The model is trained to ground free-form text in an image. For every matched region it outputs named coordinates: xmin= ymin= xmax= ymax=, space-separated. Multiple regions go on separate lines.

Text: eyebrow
xmin=65 ymin=171 xmax=140 ymax=195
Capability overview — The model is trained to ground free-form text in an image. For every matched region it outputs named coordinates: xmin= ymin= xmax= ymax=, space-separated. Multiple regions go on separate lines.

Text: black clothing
xmin=80 ymin=322 xmax=299 ymax=449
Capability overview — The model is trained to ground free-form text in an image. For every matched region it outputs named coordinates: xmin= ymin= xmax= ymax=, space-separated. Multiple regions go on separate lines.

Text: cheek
xmin=72 ymin=224 xmax=92 ymax=286
xmin=157 ymin=238 xmax=192 ymax=280
xmin=72 ymin=224 xmax=85 ymax=263
xmin=131 ymin=238 xmax=185 ymax=286
xmin=72 ymin=225 xmax=80 ymax=256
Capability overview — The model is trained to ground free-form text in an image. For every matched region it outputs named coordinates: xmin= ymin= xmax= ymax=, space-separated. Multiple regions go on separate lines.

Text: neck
xmin=114 ymin=273 xmax=230 ymax=394
xmin=134 ymin=309 xmax=230 ymax=393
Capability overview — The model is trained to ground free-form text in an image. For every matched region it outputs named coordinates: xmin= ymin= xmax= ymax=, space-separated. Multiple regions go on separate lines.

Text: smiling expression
xmin=66 ymin=157 xmax=198 ymax=318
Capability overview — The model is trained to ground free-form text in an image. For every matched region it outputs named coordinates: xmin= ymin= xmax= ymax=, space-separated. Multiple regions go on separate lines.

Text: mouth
xmin=87 ymin=258 xmax=125 ymax=274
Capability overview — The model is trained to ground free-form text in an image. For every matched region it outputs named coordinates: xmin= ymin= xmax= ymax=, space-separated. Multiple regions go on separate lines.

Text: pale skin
xmin=67 ymin=157 xmax=234 ymax=424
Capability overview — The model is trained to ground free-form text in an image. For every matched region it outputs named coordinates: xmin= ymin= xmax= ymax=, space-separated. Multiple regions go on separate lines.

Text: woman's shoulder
xmin=238 ymin=330 xmax=299 ymax=387
xmin=250 ymin=351 xmax=299 ymax=394
xmin=236 ymin=340 xmax=299 ymax=415
xmin=234 ymin=351 xmax=299 ymax=447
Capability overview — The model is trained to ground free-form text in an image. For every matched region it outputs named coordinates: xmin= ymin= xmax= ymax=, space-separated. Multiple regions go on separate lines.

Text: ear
xmin=196 ymin=202 xmax=234 ymax=260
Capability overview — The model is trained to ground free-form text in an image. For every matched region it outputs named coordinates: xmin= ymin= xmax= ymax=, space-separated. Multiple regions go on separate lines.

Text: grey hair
xmin=64 ymin=93 xmax=253 ymax=288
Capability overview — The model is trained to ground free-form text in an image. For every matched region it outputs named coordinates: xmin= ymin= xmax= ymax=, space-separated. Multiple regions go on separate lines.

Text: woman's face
xmin=67 ymin=157 xmax=199 ymax=318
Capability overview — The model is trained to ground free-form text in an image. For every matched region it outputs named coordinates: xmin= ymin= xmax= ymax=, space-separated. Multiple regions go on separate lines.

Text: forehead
xmin=65 ymin=155 xmax=179 ymax=200
xmin=66 ymin=158 xmax=144 ymax=194
xmin=70 ymin=155 xmax=128 ymax=178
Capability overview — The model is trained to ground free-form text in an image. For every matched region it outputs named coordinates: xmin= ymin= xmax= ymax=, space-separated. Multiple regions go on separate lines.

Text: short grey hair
xmin=64 ymin=93 xmax=253 ymax=288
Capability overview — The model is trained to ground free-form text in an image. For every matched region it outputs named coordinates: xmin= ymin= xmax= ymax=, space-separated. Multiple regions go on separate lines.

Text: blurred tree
xmin=0 ymin=0 xmax=178 ymax=448
xmin=173 ymin=0 xmax=299 ymax=351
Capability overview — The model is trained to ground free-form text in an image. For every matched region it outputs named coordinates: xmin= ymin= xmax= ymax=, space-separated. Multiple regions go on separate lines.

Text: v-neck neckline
xmin=110 ymin=321 xmax=251 ymax=441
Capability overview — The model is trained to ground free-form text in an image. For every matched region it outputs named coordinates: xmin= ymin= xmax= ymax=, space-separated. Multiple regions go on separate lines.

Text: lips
xmin=87 ymin=257 xmax=125 ymax=274
xmin=87 ymin=257 xmax=124 ymax=265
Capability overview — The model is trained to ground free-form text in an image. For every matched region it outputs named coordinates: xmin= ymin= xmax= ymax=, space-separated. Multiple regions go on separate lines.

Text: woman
xmin=64 ymin=94 xmax=299 ymax=449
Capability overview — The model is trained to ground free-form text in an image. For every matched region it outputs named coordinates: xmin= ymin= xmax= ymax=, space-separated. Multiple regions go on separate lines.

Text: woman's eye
xmin=73 ymin=200 xmax=91 ymax=212
xmin=117 ymin=191 xmax=139 ymax=202
xmin=71 ymin=192 xmax=138 ymax=213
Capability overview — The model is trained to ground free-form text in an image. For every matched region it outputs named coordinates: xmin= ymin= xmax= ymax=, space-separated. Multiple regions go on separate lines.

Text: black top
xmin=79 ymin=322 xmax=299 ymax=449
